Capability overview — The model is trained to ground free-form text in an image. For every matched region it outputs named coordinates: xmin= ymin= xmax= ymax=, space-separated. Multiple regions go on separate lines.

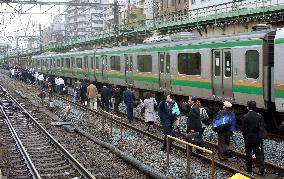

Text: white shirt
xmin=55 ymin=78 xmax=59 ymax=85
xmin=38 ymin=74 xmax=44 ymax=81
xmin=58 ymin=78 xmax=64 ymax=85
xmin=11 ymin=69 xmax=15 ymax=75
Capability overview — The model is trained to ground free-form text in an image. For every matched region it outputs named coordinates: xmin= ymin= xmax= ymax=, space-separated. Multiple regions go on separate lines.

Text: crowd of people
xmin=7 ymin=68 xmax=266 ymax=176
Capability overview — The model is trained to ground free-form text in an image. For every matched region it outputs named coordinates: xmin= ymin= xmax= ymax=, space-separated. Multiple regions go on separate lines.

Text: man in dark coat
xmin=113 ymin=86 xmax=121 ymax=114
xmin=101 ymin=85 xmax=111 ymax=111
xmin=80 ymin=78 xmax=88 ymax=105
xmin=242 ymin=101 xmax=265 ymax=176
xmin=187 ymin=96 xmax=203 ymax=153
xmin=123 ymin=87 xmax=135 ymax=123
xmin=158 ymin=93 xmax=173 ymax=152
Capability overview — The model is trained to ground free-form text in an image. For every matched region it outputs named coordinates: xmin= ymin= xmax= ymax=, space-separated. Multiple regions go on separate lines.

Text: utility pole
xmin=39 ymin=24 xmax=43 ymax=53
xmin=16 ymin=37 xmax=19 ymax=66
xmin=113 ymin=0 xmax=119 ymax=45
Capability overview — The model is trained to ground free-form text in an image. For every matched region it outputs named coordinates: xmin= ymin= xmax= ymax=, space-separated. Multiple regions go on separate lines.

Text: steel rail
xmin=0 ymin=86 xmax=96 ymax=179
xmin=54 ymin=95 xmax=258 ymax=178
xmin=0 ymin=105 xmax=41 ymax=179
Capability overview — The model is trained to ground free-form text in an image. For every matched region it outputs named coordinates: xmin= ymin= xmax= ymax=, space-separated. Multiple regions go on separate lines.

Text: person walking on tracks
xmin=123 ymin=87 xmax=135 ymax=123
xmin=113 ymin=86 xmax=121 ymax=114
xmin=101 ymin=85 xmax=111 ymax=111
xmin=158 ymin=93 xmax=174 ymax=153
xmin=186 ymin=96 xmax=203 ymax=154
xmin=242 ymin=101 xmax=265 ymax=176
xmin=213 ymin=101 xmax=235 ymax=160
xmin=87 ymin=82 xmax=98 ymax=110
xmin=141 ymin=92 xmax=157 ymax=132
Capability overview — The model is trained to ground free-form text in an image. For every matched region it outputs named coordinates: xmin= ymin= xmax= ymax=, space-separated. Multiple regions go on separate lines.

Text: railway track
xmin=53 ymin=94 xmax=284 ymax=179
xmin=0 ymin=86 xmax=95 ymax=179
xmin=0 ymin=69 xmax=283 ymax=178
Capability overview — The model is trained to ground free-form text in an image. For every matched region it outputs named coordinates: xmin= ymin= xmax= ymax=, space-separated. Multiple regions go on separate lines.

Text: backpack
xmin=200 ymin=108 xmax=210 ymax=125
xmin=258 ymin=114 xmax=267 ymax=139
xmin=212 ymin=115 xmax=232 ymax=132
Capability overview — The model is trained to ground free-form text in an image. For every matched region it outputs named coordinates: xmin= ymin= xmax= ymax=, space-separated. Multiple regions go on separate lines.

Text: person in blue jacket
xmin=215 ymin=101 xmax=236 ymax=160
xmin=158 ymin=92 xmax=174 ymax=153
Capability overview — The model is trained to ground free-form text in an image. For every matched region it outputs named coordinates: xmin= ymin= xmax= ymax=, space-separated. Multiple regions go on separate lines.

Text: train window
xmin=178 ymin=53 xmax=201 ymax=75
xmin=71 ymin=57 xmax=75 ymax=67
xmin=61 ymin=58 xmax=64 ymax=67
xmin=125 ymin=55 xmax=129 ymax=71
xmin=84 ymin=56 xmax=88 ymax=69
xmin=214 ymin=51 xmax=221 ymax=76
xmin=138 ymin=55 xmax=152 ymax=72
xmin=96 ymin=57 xmax=99 ymax=69
xmin=37 ymin=60 xmax=40 ymax=66
xmin=57 ymin=59 xmax=60 ymax=67
xmin=76 ymin=58 xmax=82 ymax=68
xmin=91 ymin=57 xmax=94 ymax=69
xmin=110 ymin=56 xmax=120 ymax=71
xmin=245 ymin=50 xmax=259 ymax=79
xmin=159 ymin=53 xmax=165 ymax=73
xmin=224 ymin=51 xmax=231 ymax=77
xmin=129 ymin=56 xmax=133 ymax=71
xmin=66 ymin=58 xmax=71 ymax=68
xmin=166 ymin=53 xmax=170 ymax=73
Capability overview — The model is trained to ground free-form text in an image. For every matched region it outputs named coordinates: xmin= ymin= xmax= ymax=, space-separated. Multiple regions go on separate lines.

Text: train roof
xmin=33 ymin=29 xmax=274 ymax=59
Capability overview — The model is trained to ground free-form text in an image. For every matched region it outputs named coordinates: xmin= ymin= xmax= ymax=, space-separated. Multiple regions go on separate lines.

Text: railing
xmin=166 ymin=135 xmax=216 ymax=179
xmin=155 ymin=0 xmax=284 ymax=27
xmin=8 ymin=0 xmax=284 ymax=56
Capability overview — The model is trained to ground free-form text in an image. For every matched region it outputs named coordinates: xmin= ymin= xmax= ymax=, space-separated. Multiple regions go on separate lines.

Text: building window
xmin=246 ymin=50 xmax=259 ymax=79
xmin=96 ymin=57 xmax=99 ymax=70
xmin=76 ymin=58 xmax=82 ymax=68
xmin=84 ymin=56 xmax=88 ymax=69
xmin=110 ymin=56 xmax=121 ymax=71
xmin=138 ymin=55 xmax=152 ymax=72
xmin=178 ymin=53 xmax=201 ymax=75
xmin=66 ymin=58 xmax=71 ymax=68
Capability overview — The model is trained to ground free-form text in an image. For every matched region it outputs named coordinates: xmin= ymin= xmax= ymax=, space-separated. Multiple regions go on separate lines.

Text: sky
xmin=0 ymin=0 xmax=114 ymax=49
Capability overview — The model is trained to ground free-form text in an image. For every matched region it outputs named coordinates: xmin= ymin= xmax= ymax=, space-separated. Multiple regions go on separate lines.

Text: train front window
xmin=138 ymin=55 xmax=152 ymax=72
xmin=245 ymin=50 xmax=259 ymax=79
xmin=110 ymin=56 xmax=120 ymax=71
xmin=178 ymin=53 xmax=201 ymax=75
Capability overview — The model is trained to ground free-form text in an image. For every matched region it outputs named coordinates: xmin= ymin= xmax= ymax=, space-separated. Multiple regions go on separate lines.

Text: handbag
xmin=186 ymin=132 xmax=201 ymax=144
xmin=258 ymin=116 xmax=267 ymax=139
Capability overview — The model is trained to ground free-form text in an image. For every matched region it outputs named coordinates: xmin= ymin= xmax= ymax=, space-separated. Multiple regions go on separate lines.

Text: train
xmin=30 ymin=27 xmax=284 ymax=132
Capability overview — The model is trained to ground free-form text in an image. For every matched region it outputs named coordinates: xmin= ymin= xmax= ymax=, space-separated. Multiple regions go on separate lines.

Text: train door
xmin=101 ymin=55 xmax=108 ymax=81
xmin=124 ymin=54 xmax=134 ymax=85
xmin=212 ymin=49 xmax=233 ymax=100
xmin=159 ymin=52 xmax=171 ymax=90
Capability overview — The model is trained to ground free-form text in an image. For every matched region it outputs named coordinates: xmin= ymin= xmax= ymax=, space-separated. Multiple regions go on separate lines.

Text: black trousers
xmin=244 ymin=140 xmax=265 ymax=173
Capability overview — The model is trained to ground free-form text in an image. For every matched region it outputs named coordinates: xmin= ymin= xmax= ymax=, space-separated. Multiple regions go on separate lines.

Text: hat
xmin=223 ymin=101 xmax=232 ymax=108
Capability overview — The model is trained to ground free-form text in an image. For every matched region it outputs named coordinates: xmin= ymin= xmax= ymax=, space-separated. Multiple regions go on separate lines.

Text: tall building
xmin=42 ymin=15 xmax=65 ymax=45
xmin=143 ymin=0 xmax=159 ymax=28
xmin=65 ymin=0 xmax=110 ymax=37
xmin=160 ymin=0 xmax=188 ymax=17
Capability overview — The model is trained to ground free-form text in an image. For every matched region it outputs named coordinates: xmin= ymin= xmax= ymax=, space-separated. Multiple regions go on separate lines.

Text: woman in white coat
xmin=141 ymin=92 xmax=157 ymax=132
